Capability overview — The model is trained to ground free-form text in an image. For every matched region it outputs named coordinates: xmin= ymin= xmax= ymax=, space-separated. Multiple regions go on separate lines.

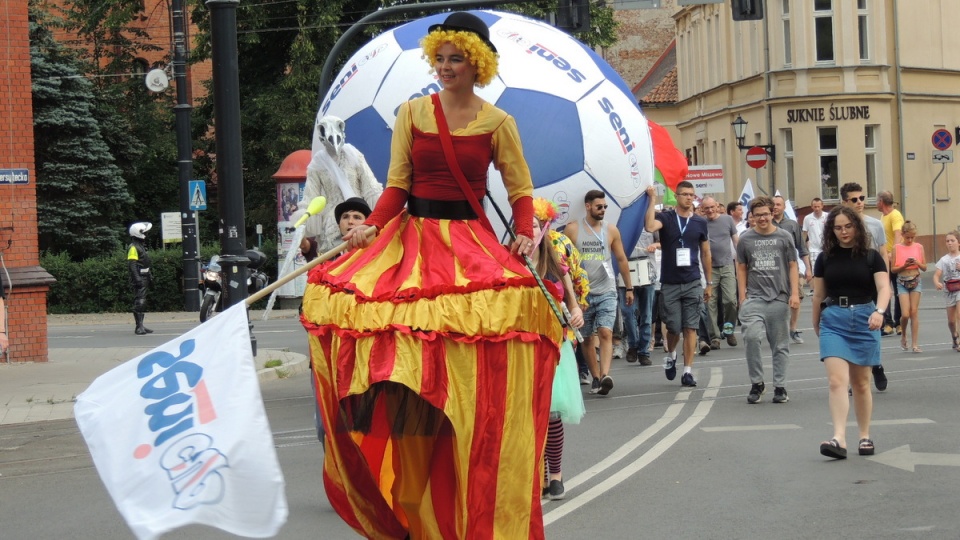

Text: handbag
xmin=946 ymin=279 xmax=960 ymax=293
xmin=898 ymin=274 xmax=920 ymax=290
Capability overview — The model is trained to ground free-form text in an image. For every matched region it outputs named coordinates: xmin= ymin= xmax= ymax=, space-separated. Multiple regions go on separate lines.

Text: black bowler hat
xmin=335 ymin=197 xmax=372 ymax=222
xmin=428 ymin=12 xmax=497 ymax=54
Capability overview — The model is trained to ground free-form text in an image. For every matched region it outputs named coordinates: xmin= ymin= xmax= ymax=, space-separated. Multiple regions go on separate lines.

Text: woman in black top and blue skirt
xmin=811 ymin=206 xmax=891 ymax=459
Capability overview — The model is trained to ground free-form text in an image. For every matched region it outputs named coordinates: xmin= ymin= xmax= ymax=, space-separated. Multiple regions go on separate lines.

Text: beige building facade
xmin=670 ymin=0 xmax=960 ymax=254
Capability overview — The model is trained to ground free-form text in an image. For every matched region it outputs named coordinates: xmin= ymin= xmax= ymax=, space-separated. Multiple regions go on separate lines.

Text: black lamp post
xmin=731 ymin=114 xmax=776 ymax=160
xmin=206 ymin=0 xmax=256 ymax=354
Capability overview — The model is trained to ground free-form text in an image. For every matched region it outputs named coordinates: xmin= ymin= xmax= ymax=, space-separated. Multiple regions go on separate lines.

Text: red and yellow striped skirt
xmin=302 ymin=213 xmax=562 ymax=539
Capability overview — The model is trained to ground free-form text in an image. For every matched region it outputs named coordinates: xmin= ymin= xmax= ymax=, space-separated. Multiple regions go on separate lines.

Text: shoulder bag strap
xmin=430 ymin=93 xmax=495 ymax=232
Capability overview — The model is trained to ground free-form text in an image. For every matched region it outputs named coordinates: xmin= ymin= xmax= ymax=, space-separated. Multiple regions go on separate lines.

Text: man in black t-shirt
xmin=644 ymin=181 xmax=712 ymax=388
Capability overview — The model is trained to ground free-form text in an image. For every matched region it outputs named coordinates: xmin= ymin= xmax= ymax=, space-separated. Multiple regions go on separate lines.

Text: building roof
xmin=634 ymin=40 xmax=677 ymax=105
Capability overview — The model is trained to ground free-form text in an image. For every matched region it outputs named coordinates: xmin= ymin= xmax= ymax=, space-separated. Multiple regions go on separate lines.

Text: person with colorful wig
xmin=532 ymin=198 xmax=585 ymax=502
xmin=301 ymin=11 xmax=563 ymax=540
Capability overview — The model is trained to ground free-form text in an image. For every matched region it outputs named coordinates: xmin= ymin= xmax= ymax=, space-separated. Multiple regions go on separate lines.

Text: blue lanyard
xmin=583 ymin=219 xmax=606 ymax=251
xmin=676 ymin=212 xmax=690 ymax=248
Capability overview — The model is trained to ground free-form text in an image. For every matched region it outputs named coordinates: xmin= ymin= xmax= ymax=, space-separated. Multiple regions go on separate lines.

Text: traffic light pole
xmin=172 ymin=0 xmax=200 ymax=311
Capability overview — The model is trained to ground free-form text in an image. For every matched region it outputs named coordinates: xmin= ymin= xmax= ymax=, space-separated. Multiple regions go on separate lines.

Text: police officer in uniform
xmin=127 ymin=222 xmax=153 ymax=335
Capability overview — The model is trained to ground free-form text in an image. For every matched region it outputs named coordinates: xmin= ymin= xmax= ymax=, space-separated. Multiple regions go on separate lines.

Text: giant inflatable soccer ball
xmin=318 ymin=10 xmax=655 ymax=243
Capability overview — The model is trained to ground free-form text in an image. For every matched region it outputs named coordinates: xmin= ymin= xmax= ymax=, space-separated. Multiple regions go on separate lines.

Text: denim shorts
xmin=582 ymin=290 xmax=618 ymax=337
xmin=896 ymin=276 xmax=922 ymax=295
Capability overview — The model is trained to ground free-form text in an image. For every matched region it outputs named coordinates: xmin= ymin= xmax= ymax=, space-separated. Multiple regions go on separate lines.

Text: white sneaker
xmin=612 ymin=342 xmax=625 ymax=359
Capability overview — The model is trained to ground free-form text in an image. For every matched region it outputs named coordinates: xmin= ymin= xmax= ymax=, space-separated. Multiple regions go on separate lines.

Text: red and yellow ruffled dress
xmin=302 ymin=95 xmax=562 ymax=539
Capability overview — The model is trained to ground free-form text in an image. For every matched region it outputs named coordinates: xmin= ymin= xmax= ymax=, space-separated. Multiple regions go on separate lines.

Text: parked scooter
xmin=199 ymin=256 xmax=223 ymax=323
xmin=199 ymin=250 xmax=269 ymax=323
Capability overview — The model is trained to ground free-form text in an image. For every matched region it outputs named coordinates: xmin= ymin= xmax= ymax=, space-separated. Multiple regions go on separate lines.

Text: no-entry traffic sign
xmin=745 ymin=146 xmax=768 ymax=169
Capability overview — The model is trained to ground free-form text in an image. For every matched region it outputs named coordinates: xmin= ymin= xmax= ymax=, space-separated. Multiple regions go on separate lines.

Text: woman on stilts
xmin=301 ymin=12 xmax=563 ymax=539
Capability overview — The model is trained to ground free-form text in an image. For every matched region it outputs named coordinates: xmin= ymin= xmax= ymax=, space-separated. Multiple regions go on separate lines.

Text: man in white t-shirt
xmin=727 ymin=201 xmax=747 ymax=236
xmin=802 ymin=197 xmax=827 ymax=274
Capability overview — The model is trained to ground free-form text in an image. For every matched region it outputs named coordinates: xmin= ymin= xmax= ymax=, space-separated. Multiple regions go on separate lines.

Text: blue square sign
xmin=189 ymin=180 xmax=207 ymax=210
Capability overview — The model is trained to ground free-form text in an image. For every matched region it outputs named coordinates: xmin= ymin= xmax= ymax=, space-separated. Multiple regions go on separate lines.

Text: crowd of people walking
xmin=295 ymin=12 xmax=956 ymax=538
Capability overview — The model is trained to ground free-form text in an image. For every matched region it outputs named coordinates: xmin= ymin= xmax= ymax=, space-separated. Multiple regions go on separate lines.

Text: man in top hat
xmin=300 ymin=196 xmax=372 ymax=262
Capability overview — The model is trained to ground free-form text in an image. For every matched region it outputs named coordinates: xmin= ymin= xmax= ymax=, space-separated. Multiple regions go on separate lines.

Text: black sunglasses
xmin=846 ymin=195 xmax=866 ymax=202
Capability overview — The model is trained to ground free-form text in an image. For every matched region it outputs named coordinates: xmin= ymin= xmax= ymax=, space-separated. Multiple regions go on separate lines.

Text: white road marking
xmin=701 ymin=424 xmax=802 ymax=432
xmin=544 ymin=368 xmax=722 ymax=525
xmin=868 ymin=444 xmax=960 ymax=472
xmin=846 ymin=418 xmax=934 ymax=426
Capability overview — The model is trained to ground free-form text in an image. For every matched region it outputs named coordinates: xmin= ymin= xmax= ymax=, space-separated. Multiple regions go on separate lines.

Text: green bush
xmin=43 ymin=238 xmax=279 ymax=313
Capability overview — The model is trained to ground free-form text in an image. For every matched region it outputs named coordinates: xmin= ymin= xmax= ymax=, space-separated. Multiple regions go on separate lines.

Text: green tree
xmin=31 ymin=12 xmax=134 ymax=259
xmin=190 ymin=0 xmax=382 ymax=243
xmin=41 ymin=0 xmax=181 ymax=230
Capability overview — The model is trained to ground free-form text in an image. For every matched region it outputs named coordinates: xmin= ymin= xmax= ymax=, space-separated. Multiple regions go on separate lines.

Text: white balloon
xmin=318 ymin=10 xmax=655 ymax=243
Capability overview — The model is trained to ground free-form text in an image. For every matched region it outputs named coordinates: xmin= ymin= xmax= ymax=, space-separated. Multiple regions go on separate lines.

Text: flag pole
xmin=245 ymin=228 xmax=375 ymax=306
xmin=484 ymin=191 xmax=573 ymax=336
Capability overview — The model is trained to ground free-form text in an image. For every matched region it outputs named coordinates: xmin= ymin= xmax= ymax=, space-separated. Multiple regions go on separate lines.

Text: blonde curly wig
xmin=421 ymin=29 xmax=499 ymax=88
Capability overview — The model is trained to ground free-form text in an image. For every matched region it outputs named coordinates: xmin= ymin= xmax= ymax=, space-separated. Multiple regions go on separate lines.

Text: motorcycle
xmin=199 ymin=250 xmax=269 ymax=323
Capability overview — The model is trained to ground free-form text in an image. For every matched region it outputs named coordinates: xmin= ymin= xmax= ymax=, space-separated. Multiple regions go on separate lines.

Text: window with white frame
xmin=858 ymin=0 xmax=870 ymax=61
xmin=864 ymin=125 xmax=879 ymax=197
xmin=814 ymin=0 xmax=834 ymax=63
xmin=782 ymin=0 xmax=792 ymax=66
xmin=782 ymin=128 xmax=795 ymax=201
xmin=819 ymin=127 xmax=839 ymax=200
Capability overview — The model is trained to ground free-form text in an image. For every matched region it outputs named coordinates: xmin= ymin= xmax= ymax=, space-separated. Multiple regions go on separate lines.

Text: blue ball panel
xmin=344 ymin=106 xmax=393 ymax=186
xmin=616 ymin=193 xmax=652 ymax=256
xmin=495 ymin=88 xmax=583 ymax=188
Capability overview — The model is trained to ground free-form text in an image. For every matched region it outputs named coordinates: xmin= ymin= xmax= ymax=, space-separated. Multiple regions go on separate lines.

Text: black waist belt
xmin=822 ymin=295 xmax=873 ymax=308
xmin=407 ymin=195 xmax=478 ymax=220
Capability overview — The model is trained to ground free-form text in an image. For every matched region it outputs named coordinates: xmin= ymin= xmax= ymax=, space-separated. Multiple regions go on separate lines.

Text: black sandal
xmin=858 ymin=438 xmax=875 ymax=456
xmin=820 ymin=438 xmax=847 ymax=459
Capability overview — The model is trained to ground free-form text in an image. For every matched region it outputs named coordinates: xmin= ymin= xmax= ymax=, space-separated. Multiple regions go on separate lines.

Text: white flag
xmin=774 ymin=190 xmax=806 ymax=275
xmin=738 ymin=179 xmax=755 ymax=209
xmin=75 ymin=303 xmax=287 ymax=540
xmin=774 ymin=189 xmax=799 ymax=222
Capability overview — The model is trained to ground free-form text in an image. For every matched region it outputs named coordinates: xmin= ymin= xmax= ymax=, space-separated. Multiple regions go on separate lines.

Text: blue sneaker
xmin=663 ymin=355 xmax=677 ymax=381
xmin=681 ymin=372 xmax=697 ymax=387
xmin=723 ymin=322 xmax=734 ymax=336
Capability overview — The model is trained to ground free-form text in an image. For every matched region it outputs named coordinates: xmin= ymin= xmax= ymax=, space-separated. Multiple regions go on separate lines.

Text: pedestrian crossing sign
xmin=189 ymin=180 xmax=207 ymax=211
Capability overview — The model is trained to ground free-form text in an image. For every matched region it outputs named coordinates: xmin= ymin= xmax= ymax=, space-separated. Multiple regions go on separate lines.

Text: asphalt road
xmin=3 ymin=295 xmax=960 ymax=539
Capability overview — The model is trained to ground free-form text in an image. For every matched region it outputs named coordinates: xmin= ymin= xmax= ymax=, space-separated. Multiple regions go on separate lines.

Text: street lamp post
xmin=172 ymin=0 xmax=200 ymax=311
xmin=206 ymin=0 xmax=254 ymax=354
xmin=731 ymin=114 xmax=776 ymax=160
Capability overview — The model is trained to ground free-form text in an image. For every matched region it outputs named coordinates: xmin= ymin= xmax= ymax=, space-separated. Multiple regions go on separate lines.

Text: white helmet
xmin=129 ymin=222 xmax=152 ymax=239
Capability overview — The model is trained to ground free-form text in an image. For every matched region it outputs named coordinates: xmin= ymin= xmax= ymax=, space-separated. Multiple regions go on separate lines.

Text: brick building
xmin=47 ymin=0 xmax=210 ymax=101
xmin=1 ymin=0 xmax=55 ymax=363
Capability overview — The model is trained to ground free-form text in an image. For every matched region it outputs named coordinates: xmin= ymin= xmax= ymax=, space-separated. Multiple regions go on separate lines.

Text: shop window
xmin=858 ymin=0 xmax=870 ymax=62
xmin=782 ymin=128 xmax=795 ymax=201
xmin=782 ymin=0 xmax=792 ymax=66
xmin=864 ymin=125 xmax=879 ymax=197
xmin=818 ymin=127 xmax=839 ymax=200
xmin=814 ymin=0 xmax=834 ymax=63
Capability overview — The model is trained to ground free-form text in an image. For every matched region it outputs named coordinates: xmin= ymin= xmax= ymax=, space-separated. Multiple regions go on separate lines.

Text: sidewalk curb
xmin=0 ymin=349 xmax=309 ymax=426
